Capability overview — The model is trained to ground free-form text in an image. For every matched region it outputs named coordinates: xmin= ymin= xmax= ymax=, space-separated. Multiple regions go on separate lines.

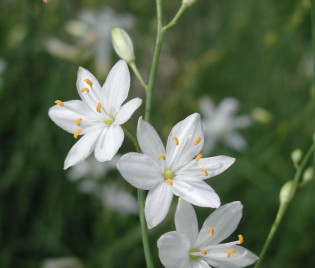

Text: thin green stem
xmin=254 ymin=143 xmax=314 ymax=268
xmin=129 ymin=61 xmax=148 ymax=91
xmin=163 ymin=4 xmax=189 ymax=32
xmin=122 ymin=126 xmax=140 ymax=152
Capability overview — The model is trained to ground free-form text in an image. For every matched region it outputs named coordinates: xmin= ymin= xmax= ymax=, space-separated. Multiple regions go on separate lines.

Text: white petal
xmin=94 ymin=124 xmax=124 ymax=162
xmin=166 ymin=113 xmax=204 ymax=171
xmin=176 ymin=156 xmax=235 ymax=180
xmin=157 ymin=231 xmax=191 ymax=268
xmin=195 ymin=260 xmax=210 ymax=268
xmin=199 ymin=97 xmax=215 ymax=118
xmin=217 ymin=97 xmax=239 ymax=116
xmin=137 ymin=117 xmax=166 ymax=163
xmin=175 ymin=199 xmax=199 ymax=245
xmin=205 ymin=245 xmax=258 ymax=268
xmin=196 ymin=201 xmax=243 ymax=248
xmin=145 ymin=182 xmax=173 ymax=228
xmin=172 ymin=179 xmax=220 ymax=208
xmin=64 ymin=129 xmax=103 ymax=169
xmin=233 ymin=116 xmax=252 ymax=129
xmin=76 ymin=67 xmax=102 ymax=110
xmin=115 ymin=98 xmax=142 ymax=124
xmin=102 ymin=60 xmax=130 ymax=115
xmin=223 ymin=132 xmax=247 ymax=152
xmin=117 ymin=152 xmax=163 ymax=190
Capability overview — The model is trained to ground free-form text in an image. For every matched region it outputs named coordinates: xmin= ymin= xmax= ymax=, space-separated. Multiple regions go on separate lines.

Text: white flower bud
xmin=279 ymin=181 xmax=295 ymax=204
xmin=302 ymin=167 xmax=314 ymax=185
xmin=291 ymin=149 xmax=302 ymax=166
xmin=111 ymin=27 xmax=135 ymax=63
xmin=183 ymin=0 xmax=197 ymax=7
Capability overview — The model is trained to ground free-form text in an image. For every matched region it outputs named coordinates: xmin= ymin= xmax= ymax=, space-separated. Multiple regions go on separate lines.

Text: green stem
xmin=129 ymin=61 xmax=148 ymax=91
xmin=163 ymin=4 xmax=189 ymax=32
xmin=254 ymin=143 xmax=314 ymax=268
xmin=122 ymin=126 xmax=140 ymax=152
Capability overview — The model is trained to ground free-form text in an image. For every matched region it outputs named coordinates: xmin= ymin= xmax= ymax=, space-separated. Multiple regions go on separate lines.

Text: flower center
xmin=163 ymin=169 xmax=174 ymax=185
xmin=104 ymin=115 xmax=114 ymax=126
xmin=189 ymin=248 xmax=199 ymax=260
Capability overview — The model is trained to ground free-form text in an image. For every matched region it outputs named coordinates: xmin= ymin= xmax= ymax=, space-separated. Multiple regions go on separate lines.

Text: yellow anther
xmin=238 ymin=234 xmax=244 ymax=244
xmin=201 ymin=250 xmax=207 ymax=255
xmin=96 ymin=103 xmax=102 ymax=113
xmin=158 ymin=154 xmax=165 ymax=160
xmin=172 ymin=136 xmax=179 ymax=146
xmin=209 ymin=227 xmax=214 ymax=237
xmin=54 ymin=100 xmax=64 ymax=106
xmin=225 ymin=249 xmax=236 ymax=258
xmin=201 ymin=168 xmax=208 ymax=177
xmin=166 ymin=179 xmax=173 ymax=185
xmin=195 ymin=154 xmax=203 ymax=161
xmin=76 ymin=118 xmax=82 ymax=126
xmin=74 ymin=129 xmax=82 ymax=139
xmin=81 ymin=87 xmax=90 ymax=93
xmin=193 ymin=137 xmax=201 ymax=145
xmin=84 ymin=78 xmax=93 ymax=86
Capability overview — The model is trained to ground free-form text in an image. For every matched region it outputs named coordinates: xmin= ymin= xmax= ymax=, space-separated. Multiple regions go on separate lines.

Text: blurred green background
xmin=0 ymin=0 xmax=314 ymax=267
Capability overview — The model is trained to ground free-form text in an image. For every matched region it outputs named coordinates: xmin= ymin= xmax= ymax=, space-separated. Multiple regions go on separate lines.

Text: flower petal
xmin=233 ymin=116 xmax=252 ymax=129
xmin=115 ymin=98 xmax=142 ymax=124
xmin=64 ymin=128 xmax=103 ymax=169
xmin=102 ymin=60 xmax=130 ymax=115
xmin=223 ymin=132 xmax=247 ymax=152
xmin=145 ymin=182 xmax=173 ymax=228
xmin=166 ymin=113 xmax=204 ymax=171
xmin=217 ymin=97 xmax=239 ymax=116
xmin=158 ymin=231 xmax=191 ymax=268
xmin=172 ymin=179 xmax=220 ymax=208
xmin=94 ymin=124 xmax=124 ymax=162
xmin=176 ymin=156 xmax=235 ymax=180
xmin=137 ymin=117 xmax=166 ymax=163
xmin=199 ymin=97 xmax=215 ymax=118
xmin=175 ymin=199 xmax=199 ymax=245
xmin=196 ymin=201 xmax=242 ymax=248
xmin=117 ymin=152 xmax=163 ymax=190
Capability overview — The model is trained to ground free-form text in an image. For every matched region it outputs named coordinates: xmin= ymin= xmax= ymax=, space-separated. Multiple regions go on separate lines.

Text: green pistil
xmin=104 ymin=115 xmax=114 ymax=126
xmin=163 ymin=169 xmax=174 ymax=180
xmin=189 ymin=248 xmax=199 ymax=260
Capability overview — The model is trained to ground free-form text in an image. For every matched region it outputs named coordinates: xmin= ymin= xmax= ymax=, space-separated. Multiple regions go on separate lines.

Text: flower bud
xmin=291 ymin=149 xmax=302 ymax=166
xmin=183 ymin=0 xmax=197 ymax=7
xmin=279 ymin=181 xmax=295 ymax=204
xmin=251 ymin=107 xmax=272 ymax=124
xmin=302 ymin=167 xmax=314 ymax=185
xmin=111 ymin=28 xmax=135 ymax=63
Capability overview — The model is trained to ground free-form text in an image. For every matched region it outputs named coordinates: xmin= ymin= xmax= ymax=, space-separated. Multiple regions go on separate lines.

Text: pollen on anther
xmin=201 ymin=250 xmax=207 ymax=255
xmin=195 ymin=154 xmax=203 ymax=161
xmin=76 ymin=118 xmax=82 ymax=126
xmin=172 ymin=137 xmax=179 ymax=146
xmin=85 ymin=78 xmax=93 ymax=86
xmin=193 ymin=137 xmax=201 ymax=145
xmin=158 ymin=154 xmax=165 ymax=160
xmin=166 ymin=179 xmax=173 ymax=185
xmin=74 ymin=129 xmax=82 ymax=139
xmin=55 ymin=100 xmax=64 ymax=106
xmin=81 ymin=87 xmax=90 ymax=93
xmin=209 ymin=227 xmax=214 ymax=237
xmin=238 ymin=234 xmax=244 ymax=244
xmin=96 ymin=103 xmax=102 ymax=113
xmin=225 ymin=249 xmax=236 ymax=258
xmin=201 ymin=168 xmax=208 ymax=176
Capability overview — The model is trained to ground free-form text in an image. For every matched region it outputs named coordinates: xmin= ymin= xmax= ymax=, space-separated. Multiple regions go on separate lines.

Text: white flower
xmin=117 ymin=113 xmax=235 ymax=228
xmin=49 ymin=60 xmax=142 ymax=169
xmin=200 ymin=97 xmax=252 ymax=153
xmin=42 ymin=257 xmax=83 ymax=268
xmin=158 ymin=199 xmax=258 ymax=268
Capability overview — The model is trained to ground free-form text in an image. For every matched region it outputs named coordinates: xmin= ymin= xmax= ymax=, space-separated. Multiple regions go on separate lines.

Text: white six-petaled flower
xmin=158 ymin=199 xmax=258 ymax=268
xmin=117 ymin=113 xmax=235 ymax=228
xmin=49 ymin=60 xmax=142 ymax=169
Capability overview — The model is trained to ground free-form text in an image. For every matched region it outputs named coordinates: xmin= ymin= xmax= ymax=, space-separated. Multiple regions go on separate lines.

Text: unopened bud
xmin=302 ymin=167 xmax=314 ymax=185
xmin=251 ymin=107 xmax=272 ymax=124
xmin=279 ymin=181 xmax=295 ymax=204
xmin=111 ymin=28 xmax=135 ymax=63
xmin=183 ymin=0 xmax=197 ymax=7
xmin=291 ymin=149 xmax=302 ymax=166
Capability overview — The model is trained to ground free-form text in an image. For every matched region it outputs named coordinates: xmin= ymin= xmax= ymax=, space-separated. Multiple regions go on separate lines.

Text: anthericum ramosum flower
xmin=117 ymin=113 xmax=235 ymax=228
xmin=49 ymin=60 xmax=142 ymax=169
xmin=158 ymin=199 xmax=258 ymax=268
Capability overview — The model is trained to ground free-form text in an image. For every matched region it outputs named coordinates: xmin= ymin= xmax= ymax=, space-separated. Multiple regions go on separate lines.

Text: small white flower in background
xmin=49 ymin=60 xmax=142 ymax=169
xmin=0 ymin=58 xmax=6 ymax=87
xmin=42 ymin=257 xmax=83 ymax=268
xmin=158 ymin=199 xmax=258 ymax=268
xmin=200 ymin=97 xmax=252 ymax=153
xmin=117 ymin=113 xmax=235 ymax=228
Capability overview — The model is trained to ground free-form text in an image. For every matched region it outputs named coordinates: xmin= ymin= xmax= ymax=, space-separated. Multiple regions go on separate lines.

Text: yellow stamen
xmin=85 ymin=78 xmax=93 ymax=86
xmin=96 ymin=103 xmax=102 ymax=113
xmin=158 ymin=154 xmax=165 ymax=160
xmin=195 ymin=154 xmax=203 ymax=161
xmin=201 ymin=250 xmax=207 ymax=255
xmin=225 ymin=249 xmax=236 ymax=258
xmin=54 ymin=100 xmax=64 ymax=106
xmin=201 ymin=168 xmax=208 ymax=176
xmin=193 ymin=137 xmax=201 ymax=145
xmin=81 ymin=87 xmax=90 ymax=93
xmin=166 ymin=179 xmax=173 ymax=185
xmin=76 ymin=118 xmax=82 ymax=126
xmin=172 ymin=136 xmax=179 ymax=146
xmin=209 ymin=227 xmax=214 ymax=237
xmin=74 ymin=129 xmax=82 ymax=139
xmin=238 ymin=234 xmax=244 ymax=244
